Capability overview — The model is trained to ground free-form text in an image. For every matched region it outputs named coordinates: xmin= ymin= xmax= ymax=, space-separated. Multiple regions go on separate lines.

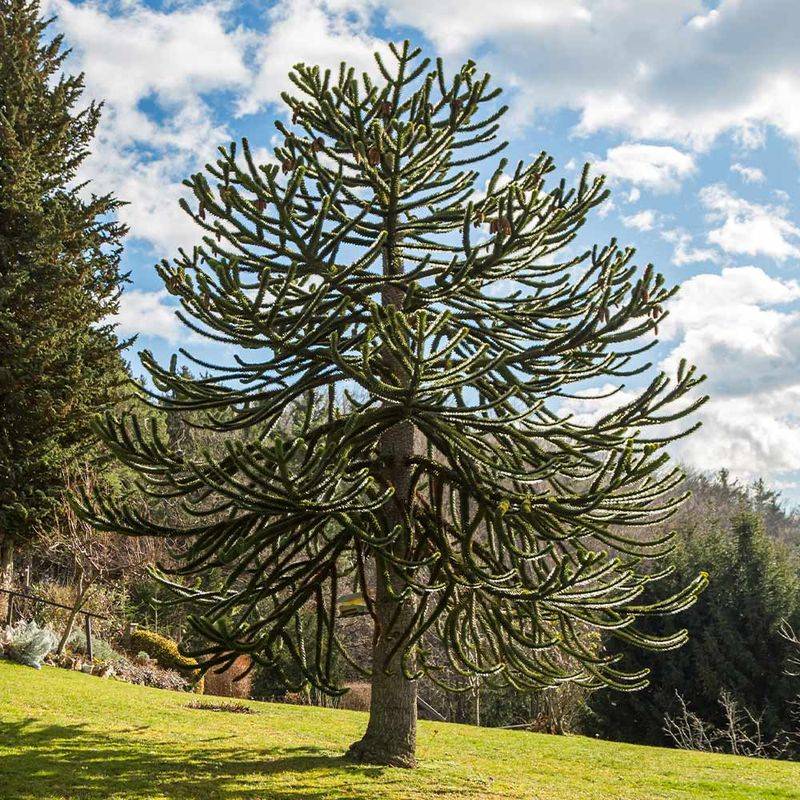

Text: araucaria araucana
xmin=85 ymin=42 xmax=709 ymax=767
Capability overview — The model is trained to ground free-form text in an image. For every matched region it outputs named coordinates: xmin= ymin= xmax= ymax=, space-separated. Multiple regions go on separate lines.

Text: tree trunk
xmin=348 ymin=420 xmax=420 ymax=768
xmin=348 ymin=240 xmax=420 ymax=767
xmin=0 ymin=533 xmax=14 ymax=622
xmin=57 ymin=570 xmax=90 ymax=655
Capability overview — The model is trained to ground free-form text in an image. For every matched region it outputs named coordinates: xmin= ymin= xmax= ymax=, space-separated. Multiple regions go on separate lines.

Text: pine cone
xmin=490 ymin=217 xmax=511 ymax=235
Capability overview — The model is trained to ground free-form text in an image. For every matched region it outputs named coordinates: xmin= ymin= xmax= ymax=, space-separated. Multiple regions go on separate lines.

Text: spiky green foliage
xmin=84 ymin=43 xmax=708 ymax=701
xmin=0 ymin=1 xmax=127 ymax=566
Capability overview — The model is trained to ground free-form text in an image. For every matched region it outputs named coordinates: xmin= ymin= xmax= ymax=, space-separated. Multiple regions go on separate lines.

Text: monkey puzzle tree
xmin=84 ymin=43 xmax=708 ymax=767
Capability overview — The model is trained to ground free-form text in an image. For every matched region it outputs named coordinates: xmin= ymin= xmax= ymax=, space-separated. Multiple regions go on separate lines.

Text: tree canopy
xmin=83 ymin=42 xmax=708 ymax=766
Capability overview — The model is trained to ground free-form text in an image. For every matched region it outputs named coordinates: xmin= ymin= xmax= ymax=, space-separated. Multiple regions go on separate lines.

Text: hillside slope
xmin=0 ymin=660 xmax=798 ymax=800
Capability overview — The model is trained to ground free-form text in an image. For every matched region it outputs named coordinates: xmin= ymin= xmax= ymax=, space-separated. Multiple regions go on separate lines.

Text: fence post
xmin=84 ymin=614 xmax=93 ymax=662
xmin=5 ymin=593 xmax=13 ymax=627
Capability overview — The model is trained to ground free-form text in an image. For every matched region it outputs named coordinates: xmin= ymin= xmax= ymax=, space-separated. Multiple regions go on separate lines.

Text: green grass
xmin=1 ymin=660 xmax=798 ymax=799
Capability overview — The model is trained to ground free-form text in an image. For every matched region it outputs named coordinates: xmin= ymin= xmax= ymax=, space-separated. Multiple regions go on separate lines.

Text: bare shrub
xmin=528 ymin=684 xmax=591 ymax=735
xmin=337 ymin=682 xmax=372 ymax=712
xmin=781 ymin=620 xmax=800 ymax=677
xmin=40 ymin=467 xmax=153 ymax=655
xmin=204 ymin=654 xmax=253 ymax=698
xmin=664 ymin=690 xmax=790 ymax=758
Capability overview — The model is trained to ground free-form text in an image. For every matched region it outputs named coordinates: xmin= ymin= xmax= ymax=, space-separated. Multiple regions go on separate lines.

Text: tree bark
xmin=348 ymin=239 xmax=420 ymax=767
xmin=347 ymin=420 xmax=420 ymax=768
xmin=0 ymin=533 xmax=14 ymax=622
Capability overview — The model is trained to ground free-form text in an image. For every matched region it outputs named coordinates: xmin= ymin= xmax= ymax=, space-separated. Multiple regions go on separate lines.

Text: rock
xmin=94 ymin=663 xmax=114 ymax=678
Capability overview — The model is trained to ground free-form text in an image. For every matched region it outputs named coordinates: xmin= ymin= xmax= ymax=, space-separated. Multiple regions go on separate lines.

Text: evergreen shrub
xmin=128 ymin=629 xmax=203 ymax=692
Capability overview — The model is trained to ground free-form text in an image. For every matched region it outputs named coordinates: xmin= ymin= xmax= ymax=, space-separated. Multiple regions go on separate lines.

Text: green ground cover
xmin=1 ymin=659 xmax=797 ymax=799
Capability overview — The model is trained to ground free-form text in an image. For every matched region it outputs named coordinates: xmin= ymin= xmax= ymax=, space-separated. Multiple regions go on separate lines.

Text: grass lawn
xmin=1 ymin=660 xmax=799 ymax=799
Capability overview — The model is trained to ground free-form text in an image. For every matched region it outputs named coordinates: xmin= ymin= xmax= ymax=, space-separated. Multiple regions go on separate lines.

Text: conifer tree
xmin=85 ymin=43 xmax=708 ymax=766
xmin=589 ymin=511 xmax=799 ymax=749
xmin=0 ymin=0 xmax=127 ymax=614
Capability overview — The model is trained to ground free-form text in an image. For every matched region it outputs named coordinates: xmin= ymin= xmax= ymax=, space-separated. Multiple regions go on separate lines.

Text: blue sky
xmin=44 ymin=0 xmax=800 ymax=500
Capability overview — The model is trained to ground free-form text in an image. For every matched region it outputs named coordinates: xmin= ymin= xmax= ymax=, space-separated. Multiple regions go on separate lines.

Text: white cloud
xmin=43 ymin=0 xmax=800 ymax=263
xmin=659 ymin=267 xmax=800 ymax=481
xmin=700 ymin=183 xmax=800 ymax=261
xmin=112 ymin=290 xmax=184 ymax=343
xmin=595 ymin=144 xmax=696 ymax=193
xmin=47 ymin=0 xmax=251 ymax=252
xmin=621 ymin=209 xmax=657 ymax=231
xmin=558 ymin=269 xmax=800 ymax=485
xmin=556 ymin=268 xmax=800 ymax=485
xmin=558 ymin=384 xmax=639 ymax=428
xmin=672 ymin=392 xmax=800 ymax=480
xmin=731 ymin=163 xmax=766 ymax=184
xmin=90 ymin=142 xmax=203 ymax=254
xmin=597 ymin=199 xmax=615 ymax=219
xmin=660 ymin=229 xmax=719 ymax=266
xmin=48 ymin=0 xmax=394 ymax=251
xmin=48 ymin=0 xmax=250 ymax=140
xmin=239 ymin=0 xmax=388 ymax=115
xmin=384 ymin=0 xmax=590 ymax=57
xmin=379 ymin=0 xmax=800 ymax=151
xmin=660 ymin=266 xmax=800 ymax=348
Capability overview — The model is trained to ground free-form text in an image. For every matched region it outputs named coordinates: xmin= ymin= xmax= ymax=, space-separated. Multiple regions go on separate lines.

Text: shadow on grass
xmin=0 ymin=717 xmax=390 ymax=800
